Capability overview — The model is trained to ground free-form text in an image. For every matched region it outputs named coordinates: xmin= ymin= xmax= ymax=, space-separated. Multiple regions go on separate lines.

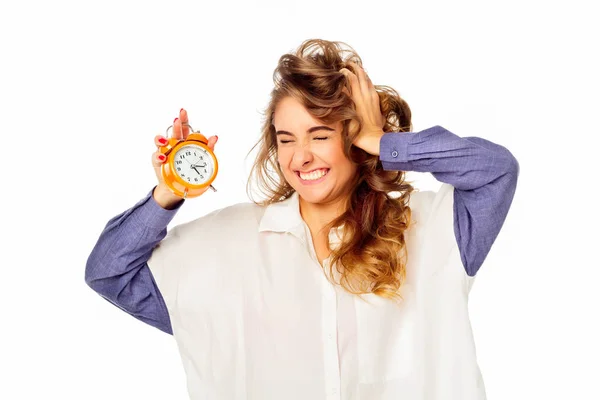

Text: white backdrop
xmin=1 ymin=0 xmax=598 ymax=398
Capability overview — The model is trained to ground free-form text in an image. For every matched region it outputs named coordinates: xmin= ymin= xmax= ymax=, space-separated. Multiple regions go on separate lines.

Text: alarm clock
xmin=158 ymin=123 xmax=218 ymax=199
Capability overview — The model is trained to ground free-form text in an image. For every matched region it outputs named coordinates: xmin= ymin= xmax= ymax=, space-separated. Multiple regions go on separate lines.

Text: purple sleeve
xmin=84 ymin=186 xmax=185 ymax=334
xmin=379 ymin=125 xmax=520 ymax=276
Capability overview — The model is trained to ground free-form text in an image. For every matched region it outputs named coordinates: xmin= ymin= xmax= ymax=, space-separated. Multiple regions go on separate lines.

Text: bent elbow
xmin=507 ymin=153 xmax=520 ymax=178
xmin=84 ymin=254 xmax=106 ymax=293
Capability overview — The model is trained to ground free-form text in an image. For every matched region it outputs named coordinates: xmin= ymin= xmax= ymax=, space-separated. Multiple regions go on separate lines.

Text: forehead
xmin=272 ymin=96 xmax=323 ymax=128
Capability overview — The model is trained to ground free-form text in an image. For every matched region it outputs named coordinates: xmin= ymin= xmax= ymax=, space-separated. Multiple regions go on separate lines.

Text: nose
xmin=291 ymin=145 xmax=314 ymax=170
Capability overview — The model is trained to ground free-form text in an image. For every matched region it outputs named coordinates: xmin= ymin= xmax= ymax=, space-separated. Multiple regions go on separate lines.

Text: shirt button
xmin=391 ymin=150 xmax=398 ymax=157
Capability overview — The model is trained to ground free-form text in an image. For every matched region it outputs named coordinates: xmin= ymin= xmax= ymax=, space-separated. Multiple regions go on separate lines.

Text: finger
xmin=207 ymin=135 xmax=219 ymax=151
xmin=173 ymin=117 xmax=182 ymax=140
xmin=365 ymin=72 xmax=379 ymax=107
xmin=351 ymin=62 xmax=370 ymax=97
xmin=366 ymin=72 xmax=374 ymax=90
xmin=350 ymin=62 xmax=378 ymax=107
xmin=155 ymin=134 xmax=168 ymax=148
xmin=152 ymin=151 xmax=167 ymax=168
xmin=179 ymin=108 xmax=190 ymax=139
xmin=339 ymin=67 xmax=359 ymax=98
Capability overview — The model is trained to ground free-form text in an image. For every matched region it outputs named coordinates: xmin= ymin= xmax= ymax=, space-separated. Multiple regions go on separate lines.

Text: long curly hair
xmin=246 ymin=38 xmax=416 ymax=302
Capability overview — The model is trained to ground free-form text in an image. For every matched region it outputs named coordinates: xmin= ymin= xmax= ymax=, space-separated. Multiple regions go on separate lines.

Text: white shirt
xmin=147 ymin=182 xmax=486 ymax=399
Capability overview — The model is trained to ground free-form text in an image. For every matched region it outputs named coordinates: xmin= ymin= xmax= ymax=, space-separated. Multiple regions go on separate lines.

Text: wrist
xmin=368 ymin=130 xmax=384 ymax=156
xmin=153 ymin=184 xmax=185 ymax=210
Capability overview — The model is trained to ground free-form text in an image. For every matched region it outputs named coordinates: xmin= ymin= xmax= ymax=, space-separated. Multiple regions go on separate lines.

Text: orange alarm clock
xmin=158 ymin=123 xmax=218 ymax=199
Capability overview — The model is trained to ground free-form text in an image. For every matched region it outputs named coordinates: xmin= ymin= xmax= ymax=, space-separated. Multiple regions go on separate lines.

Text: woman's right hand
xmin=152 ymin=108 xmax=219 ymax=208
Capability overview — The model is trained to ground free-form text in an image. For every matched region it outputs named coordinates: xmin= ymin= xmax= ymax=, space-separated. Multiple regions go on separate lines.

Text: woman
xmin=85 ymin=39 xmax=519 ymax=399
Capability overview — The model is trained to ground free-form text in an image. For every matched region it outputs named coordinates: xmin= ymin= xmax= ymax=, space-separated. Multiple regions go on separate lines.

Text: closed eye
xmin=279 ymin=137 xmax=329 ymax=144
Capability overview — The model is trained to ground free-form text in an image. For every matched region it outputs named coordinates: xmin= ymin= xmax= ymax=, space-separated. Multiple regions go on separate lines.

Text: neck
xmin=298 ymin=193 xmax=350 ymax=237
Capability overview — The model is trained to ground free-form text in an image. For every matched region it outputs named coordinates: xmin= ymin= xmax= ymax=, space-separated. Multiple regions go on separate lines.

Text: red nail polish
xmin=174 ymin=117 xmax=179 ymax=123
xmin=158 ymin=154 xmax=166 ymax=161
xmin=180 ymin=108 xmax=184 ymax=113
xmin=159 ymin=138 xmax=167 ymax=145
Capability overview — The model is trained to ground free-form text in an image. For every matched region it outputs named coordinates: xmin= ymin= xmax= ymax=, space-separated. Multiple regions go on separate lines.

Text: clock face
xmin=172 ymin=144 xmax=215 ymax=186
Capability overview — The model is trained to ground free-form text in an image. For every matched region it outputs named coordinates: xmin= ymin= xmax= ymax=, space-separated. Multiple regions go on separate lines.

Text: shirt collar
xmin=258 ymin=191 xmax=344 ymax=250
xmin=258 ymin=191 xmax=304 ymax=233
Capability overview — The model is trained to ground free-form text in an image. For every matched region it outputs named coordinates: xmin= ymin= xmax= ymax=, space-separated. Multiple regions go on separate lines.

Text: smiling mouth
xmin=296 ymin=168 xmax=330 ymax=182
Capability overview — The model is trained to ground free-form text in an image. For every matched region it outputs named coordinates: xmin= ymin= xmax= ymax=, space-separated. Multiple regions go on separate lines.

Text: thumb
xmin=207 ymin=135 xmax=218 ymax=151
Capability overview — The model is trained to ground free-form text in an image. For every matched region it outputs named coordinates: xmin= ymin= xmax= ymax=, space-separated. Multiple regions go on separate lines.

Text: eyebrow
xmin=275 ymin=126 xmax=335 ymax=137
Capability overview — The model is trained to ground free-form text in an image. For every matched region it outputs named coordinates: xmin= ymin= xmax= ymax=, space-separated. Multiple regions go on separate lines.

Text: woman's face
xmin=273 ymin=96 xmax=357 ymax=205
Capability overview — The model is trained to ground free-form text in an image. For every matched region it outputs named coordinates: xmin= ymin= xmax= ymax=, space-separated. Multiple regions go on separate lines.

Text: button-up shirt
xmin=85 ymin=125 xmax=519 ymax=399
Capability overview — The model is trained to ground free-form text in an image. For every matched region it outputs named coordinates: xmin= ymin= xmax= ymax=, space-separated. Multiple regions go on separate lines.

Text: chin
xmin=296 ymin=188 xmax=331 ymax=204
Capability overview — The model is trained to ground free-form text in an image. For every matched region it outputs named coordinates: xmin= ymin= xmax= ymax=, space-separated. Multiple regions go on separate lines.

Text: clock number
xmin=186 ymin=151 xmax=191 ymax=156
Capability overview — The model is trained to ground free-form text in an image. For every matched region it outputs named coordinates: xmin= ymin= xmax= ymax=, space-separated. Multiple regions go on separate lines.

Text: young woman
xmin=85 ymin=39 xmax=519 ymax=400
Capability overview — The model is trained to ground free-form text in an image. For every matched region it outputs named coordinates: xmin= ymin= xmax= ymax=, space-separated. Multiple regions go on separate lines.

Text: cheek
xmin=326 ymin=147 xmax=350 ymax=168
xmin=330 ymin=151 xmax=356 ymax=178
xmin=275 ymin=148 xmax=283 ymax=163
xmin=276 ymin=150 xmax=291 ymax=169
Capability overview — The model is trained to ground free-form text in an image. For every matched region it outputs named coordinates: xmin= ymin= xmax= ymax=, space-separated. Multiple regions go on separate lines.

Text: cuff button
xmin=391 ymin=150 xmax=398 ymax=157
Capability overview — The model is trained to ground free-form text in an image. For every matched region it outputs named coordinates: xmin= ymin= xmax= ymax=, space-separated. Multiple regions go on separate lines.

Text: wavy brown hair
xmin=246 ymin=39 xmax=416 ymax=302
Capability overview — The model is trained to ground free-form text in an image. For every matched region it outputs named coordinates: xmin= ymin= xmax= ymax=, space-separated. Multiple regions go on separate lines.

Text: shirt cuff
xmin=132 ymin=186 xmax=184 ymax=230
xmin=379 ymin=131 xmax=411 ymax=164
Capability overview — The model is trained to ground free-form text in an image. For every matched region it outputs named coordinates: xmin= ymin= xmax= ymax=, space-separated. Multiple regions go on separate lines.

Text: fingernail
xmin=173 ymin=117 xmax=178 ymax=123
xmin=180 ymin=108 xmax=184 ymax=113
xmin=158 ymin=154 xmax=166 ymax=161
xmin=158 ymin=137 xmax=167 ymax=145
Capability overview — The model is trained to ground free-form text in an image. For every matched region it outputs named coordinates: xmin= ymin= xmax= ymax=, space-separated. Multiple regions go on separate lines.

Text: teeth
xmin=299 ymin=169 xmax=328 ymax=180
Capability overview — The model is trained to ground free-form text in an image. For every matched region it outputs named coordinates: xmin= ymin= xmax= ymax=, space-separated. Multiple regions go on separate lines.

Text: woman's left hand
xmin=339 ymin=61 xmax=385 ymax=156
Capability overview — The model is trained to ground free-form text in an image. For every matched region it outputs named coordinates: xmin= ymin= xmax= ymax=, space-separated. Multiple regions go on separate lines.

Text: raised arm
xmin=84 ymin=186 xmax=184 ymax=334
xmin=379 ymin=125 xmax=520 ymax=276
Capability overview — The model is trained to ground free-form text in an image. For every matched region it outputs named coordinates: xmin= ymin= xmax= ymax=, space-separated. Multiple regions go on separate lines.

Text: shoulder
xmin=173 ymin=200 xmax=266 ymax=238
xmin=150 ymin=201 xmax=266 ymax=268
